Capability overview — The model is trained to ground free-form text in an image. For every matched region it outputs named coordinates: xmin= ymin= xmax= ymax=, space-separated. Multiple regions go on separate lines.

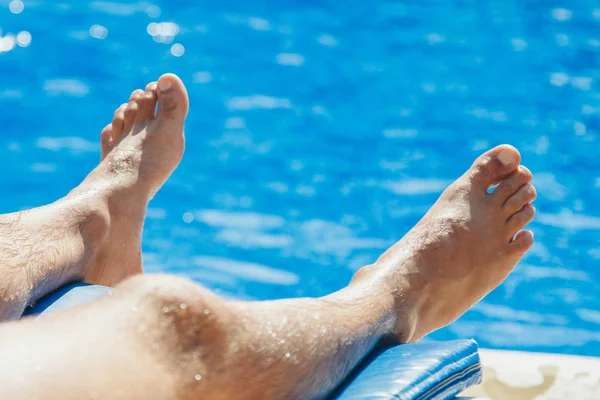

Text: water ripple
xmin=192 ymin=256 xmax=300 ymax=286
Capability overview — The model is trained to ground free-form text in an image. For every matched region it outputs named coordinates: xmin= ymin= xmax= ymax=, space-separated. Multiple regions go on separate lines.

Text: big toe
xmin=156 ymin=73 xmax=189 ymax=123
xmin=466 ymin=145 xmax=521 ymax=190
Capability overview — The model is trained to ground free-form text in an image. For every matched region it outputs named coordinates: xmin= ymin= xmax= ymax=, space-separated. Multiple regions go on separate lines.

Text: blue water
xmin=2 ymin=0 xmax=600 ymax=356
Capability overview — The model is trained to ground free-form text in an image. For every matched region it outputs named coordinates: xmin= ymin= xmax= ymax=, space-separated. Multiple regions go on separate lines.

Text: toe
xmin=100 ymin=124 xmax=113 ymax=160
xmin=507 ymin=203 xmax=535 ymax=233
xmin=155 ymin=73 xmax=189 ymax=122
xmin=492 ymin=166 xmax=533 ymax=203
xmin=466 ymin=145 xmax=521 ymax=191
xmin=136 ymin=85 xmax=158 ymax=122
xmin=123 ymin=100 xmax=139 ymax=133
xmin=145 ymin=81 xmax=157 ymax=91
xmin=111 ymin=104 xmax=127 ymax=140
xmin=504 ymin=184 xmax=537 ymax=216
xmin=121 ymin=89 xmax=144 ymax=133
xmin=508 ymin=230 xmax=534 ymax=254
xmin=129 ymin=89 xmax=145 ymax=102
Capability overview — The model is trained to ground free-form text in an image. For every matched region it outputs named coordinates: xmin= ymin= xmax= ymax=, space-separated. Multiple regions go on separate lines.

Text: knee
xmin=117 ymin=273 xmax=213 ymax=308
xmin=116 ymin=274 xmax=232 ymax=353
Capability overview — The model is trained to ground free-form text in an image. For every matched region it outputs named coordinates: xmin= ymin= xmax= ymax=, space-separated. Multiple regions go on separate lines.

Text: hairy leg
xmin=0 ymin=185 xmax=121 ymax=320
xmin=0 ymin=146 xmax=535 ymax=399
xmin=0 ymin=74 xmax=188 ymax=321
xmin=0 ymin=275 xmax=394 ymax=400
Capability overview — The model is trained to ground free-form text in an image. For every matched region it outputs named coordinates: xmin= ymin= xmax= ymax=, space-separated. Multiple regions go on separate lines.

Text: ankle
xmin=349 ymin=263 xmax=422 ymax=343
xmin=79 ymin=198 xmax=112 ymax=253
xmin=72 ymin=183 xmax=146 ymax=286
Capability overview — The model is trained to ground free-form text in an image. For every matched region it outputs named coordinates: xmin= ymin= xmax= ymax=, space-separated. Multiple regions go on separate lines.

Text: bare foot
xmin=354 ymin=145 xmax=536 ymax=342
xmin=73 ymin=73 xmax=188 ymax=286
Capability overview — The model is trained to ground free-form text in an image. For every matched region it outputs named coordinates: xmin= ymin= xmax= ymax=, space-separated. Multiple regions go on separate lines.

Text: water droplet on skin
xmin=203 ymin=309 xmax=210 ymax=315
xmin=313 ymin=313 xmax=320 ymax=320
xmin=195 ymin=374 xmax=202 ymax=381
xmin=285 ymin=352 xmax=291 ymax=358
xmin=163 ymin=306 xmax=170 ymax=313
xmin=131 ymin=306 xmax=138 ymax=312
xmin=279 ymin=339 xmax=286 ymax=344
xmin=180 ymin=303 xmax=187 ymax=310
xmin=152 ymin=343 xmax=160 ymax=350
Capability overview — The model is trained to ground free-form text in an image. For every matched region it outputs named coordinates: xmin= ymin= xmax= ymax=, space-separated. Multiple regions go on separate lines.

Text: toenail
xmin=148 ymin=82 xmax=157 ymax=91
xmin=158 ymin=79 xmax=172 ymax=92
xmin=145 ymin=91 xmax=155 ymax=98
xmin=498 ymin=149 xmax=516 ymax=167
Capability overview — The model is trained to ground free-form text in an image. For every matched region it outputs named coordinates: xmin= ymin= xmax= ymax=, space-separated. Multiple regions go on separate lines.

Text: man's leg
xmin=0 ymin=73 xmax=188 ymax=320
xmin=0 ymin=145 xmax=536 ymax=400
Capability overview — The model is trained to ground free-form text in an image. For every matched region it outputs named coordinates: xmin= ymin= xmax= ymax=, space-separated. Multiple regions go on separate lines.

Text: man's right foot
xmin=352 ymin=145 xmax=536 ymax=342
xmin=71 ymin=73 xmax=188 ymax=287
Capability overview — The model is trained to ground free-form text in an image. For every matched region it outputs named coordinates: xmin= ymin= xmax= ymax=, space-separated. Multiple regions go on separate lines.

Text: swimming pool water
xmin=1 ymin=0 xmax=600 ymax=356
